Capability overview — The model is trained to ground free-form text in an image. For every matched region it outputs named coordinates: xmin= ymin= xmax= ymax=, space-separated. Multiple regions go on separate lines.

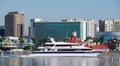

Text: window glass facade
xmin=32 ymin=21 xmax=95 ymax=44
xmin=33 ymin=22 xmax=82 ymax=42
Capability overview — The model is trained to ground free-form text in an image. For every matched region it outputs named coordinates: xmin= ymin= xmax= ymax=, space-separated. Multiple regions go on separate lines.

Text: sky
xmin=0 ymin=0 xmax=120 ymax=35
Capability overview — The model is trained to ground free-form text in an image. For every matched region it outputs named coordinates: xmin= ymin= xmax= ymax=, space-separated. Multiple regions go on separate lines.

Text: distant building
xmin=96 ymin=32 xmax=120 ymax=43
xmin=5 ymin=11 xmax=24 ymax=37
xmin=30 ymin=18 xmax=96 ymax=44
xmin=113 ymin=20 xmax=120 ymax=31
xmin=0 ymin=36 xmax=34 ymax=49
xmin=62 ymin=18 xmax=76 ymax=22
xmin=99 ymin=19 xmax=113 ymax=32
xmin=0 ymin=26 xmax=5 ymax=37
xmin=30 ymin=18 xmax=42 ymax=37
xmin=99 ymin=19 xmax=120 ymax=32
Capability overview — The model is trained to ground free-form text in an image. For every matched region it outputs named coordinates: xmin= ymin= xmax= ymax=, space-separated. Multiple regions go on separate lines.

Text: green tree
xmin=31 ymin=37 xmax=37 ymax=44
xmin=98 ymin=36 xmax=104 ymax=44
xmin=19 ymin=37 xmax=24 ymax=49
xmin=23 ymin=46 xmax=31 ymax=50
xmin=39 ymin=38 xmax=49 ymax=46
xmin=84 ymin=36 xmax=92 ymax=42
xmin=108 ymin=37 xmax=118 ymax=51
xmin=0 ymin=37 xmax=3 ymax=42
xmin=93 ymin=37 xmax=99 ymax=43
xmin=109 ymin=44 xmax=116 ymax=51
xmin=93 ymin=36 xmax=104 ymax=44
xmin=31 ymin=37 xmax=37 ymax=50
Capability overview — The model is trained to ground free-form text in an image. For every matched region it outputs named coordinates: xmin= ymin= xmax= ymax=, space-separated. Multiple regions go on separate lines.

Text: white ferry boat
xmin=29 ymin=38 xmax=102 ymax=57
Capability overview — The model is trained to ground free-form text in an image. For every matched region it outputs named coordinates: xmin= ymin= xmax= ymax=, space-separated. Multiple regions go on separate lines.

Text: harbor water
xmin=0 ymin=55 xmax=120 ymax=66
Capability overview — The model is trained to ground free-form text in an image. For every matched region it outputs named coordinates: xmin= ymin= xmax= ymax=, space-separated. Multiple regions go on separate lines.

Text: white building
xmin=99 ymin=19 xmax=120 ymax=32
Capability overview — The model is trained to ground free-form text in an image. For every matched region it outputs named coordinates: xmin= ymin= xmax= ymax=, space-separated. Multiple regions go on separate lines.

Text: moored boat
xmin=29 ymin=38 xmax=102 ymax=57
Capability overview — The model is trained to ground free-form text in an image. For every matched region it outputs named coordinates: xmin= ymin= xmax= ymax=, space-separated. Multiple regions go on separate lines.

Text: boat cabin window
xmin=80 ymin=49 xmax=92 ymax=50
xmin=57 ymin=48 xmax=92 ymax=51
xmin=45 ymin=44 xmax=72 ymax=47
xmin=44 ymin=44 xmax=81 ymax=47
xmin=58 ymin=49 xmax=77 ymax=51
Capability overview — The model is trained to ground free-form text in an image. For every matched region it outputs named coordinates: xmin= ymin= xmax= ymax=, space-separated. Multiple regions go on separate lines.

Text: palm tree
xmin=31 ymin=37 xmax=37 ymax=50
xmin=19 ymin=37 xmax=24 ymax=49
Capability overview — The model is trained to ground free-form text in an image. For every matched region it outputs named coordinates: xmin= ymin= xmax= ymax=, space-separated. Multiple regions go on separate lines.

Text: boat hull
xmin=29 ymin=52 xmax=101 ymax=57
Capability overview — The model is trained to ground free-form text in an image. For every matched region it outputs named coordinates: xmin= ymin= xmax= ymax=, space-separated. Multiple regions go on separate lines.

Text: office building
xmin=5 ymin=11 xmax=24 ymax=37
xmin=0 ymin=26 xmax=5 ymax=37
xmin=99 ymin=19 xmax=120 ymax=32
xmin=30 ymin=18 xmax=42 ymax=37
xmin=113 ymin=20 xmax=120 ymax=31
xmin=30 ymin=18 xmax=96 ymax=43
xmin=99 ymin=19 xmax=113 ymax=32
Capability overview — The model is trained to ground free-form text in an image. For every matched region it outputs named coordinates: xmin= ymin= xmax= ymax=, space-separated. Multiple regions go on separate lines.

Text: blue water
xmin=0 ymin=55 xmax=120 ymax=66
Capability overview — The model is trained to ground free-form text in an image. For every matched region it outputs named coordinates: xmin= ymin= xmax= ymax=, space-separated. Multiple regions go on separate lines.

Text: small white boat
xmin=29 ymin=38 xmax=102 ymax=57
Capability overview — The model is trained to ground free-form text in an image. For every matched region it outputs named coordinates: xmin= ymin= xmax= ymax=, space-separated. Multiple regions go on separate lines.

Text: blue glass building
xmin=33 ymin=22 xmax=81 ymax=42
xmin=31 ymin=21 xmax=95 ymax=44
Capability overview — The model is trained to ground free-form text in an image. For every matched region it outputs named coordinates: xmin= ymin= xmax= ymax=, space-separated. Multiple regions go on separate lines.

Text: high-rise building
xmin=113 ymin=20 xmax=120 ymax=31
xmin=0 ymin=26 xmax=5 ymax=37
xmin=99 ymin=19 xmax=120 ymax=32
xmin=99 ymin=19 xmax=113 ymax=32
xmin=30 ymin=18 xmax=96 ymax=43
xmin=5 ymin=11 xmax=24 ymax=37
xmin=30 ymin=18 xmax=42 ymax=37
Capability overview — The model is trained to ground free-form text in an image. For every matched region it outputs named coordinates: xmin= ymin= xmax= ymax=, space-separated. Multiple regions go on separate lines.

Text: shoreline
xmin=102 ymin=51 xmax=120 ymax=55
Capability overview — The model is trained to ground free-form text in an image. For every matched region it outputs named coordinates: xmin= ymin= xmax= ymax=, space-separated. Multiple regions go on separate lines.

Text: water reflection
xmin=3 ymin=57 xmax=23 ymax=66
xmin=0 ymin=56 xmax=32 ymax=66
xmin=0 ymin=56 xmax=120 ymax=66
xmin=107 ymin=56 xmax=120 ymax=66
xmin=32 ymin=57 xmax=100 ymax=66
